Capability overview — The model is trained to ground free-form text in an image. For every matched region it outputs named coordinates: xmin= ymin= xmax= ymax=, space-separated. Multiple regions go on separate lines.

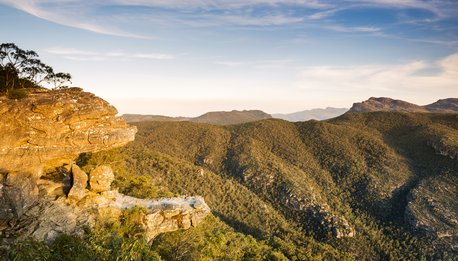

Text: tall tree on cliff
xmin=0 ymin=43 xmax=72 ymax=92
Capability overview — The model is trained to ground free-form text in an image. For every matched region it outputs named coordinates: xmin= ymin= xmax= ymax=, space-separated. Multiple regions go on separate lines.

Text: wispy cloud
xmin=45 ymin=47 xmax=175 ymax=61
xmin=1 ymin=0 xmax=456 ymax=44
xmin=214 ymin=59 xmax=293 ymax=69
xmin=109 ymin=0 xmax=331 ymax=9
xmin=0 ymin=0 xmax=149 ymax=38
xmin=323 ymin=25 xmax=381 ymax=33
xmin=296 ymin=53 xmax=458 ymax=94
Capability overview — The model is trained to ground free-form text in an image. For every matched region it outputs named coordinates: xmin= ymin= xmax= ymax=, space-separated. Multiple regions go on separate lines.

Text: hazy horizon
xmin=1 ymin=0 xmax=457 ymax=116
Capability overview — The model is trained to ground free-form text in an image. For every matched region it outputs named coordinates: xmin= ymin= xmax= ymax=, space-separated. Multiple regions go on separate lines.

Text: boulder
xmin=0 ymin=171 xmax=39 ymax=223
xmin=89 ymin=165 xmax=114 ymax=193
xmin=67 ymin=165 xmax=88 ymax=201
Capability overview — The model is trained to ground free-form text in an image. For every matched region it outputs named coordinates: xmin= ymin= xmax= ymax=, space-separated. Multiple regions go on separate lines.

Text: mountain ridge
xmin=122 ymin=109 xmax=272 ymax=125
xmin=350 ymin=97 xmax=458 ymax=113
xmin=122 ymin=97 xmax=457 ymax=125
xmin=273 ymin=107 xmax=348 ymax=121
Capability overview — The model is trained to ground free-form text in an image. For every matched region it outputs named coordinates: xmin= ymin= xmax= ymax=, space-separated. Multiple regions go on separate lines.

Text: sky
xmin=0 ymin=0 xmax=457 ymax=116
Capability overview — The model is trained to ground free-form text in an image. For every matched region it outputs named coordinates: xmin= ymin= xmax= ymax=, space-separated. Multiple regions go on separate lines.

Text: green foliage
xmin=121 ymin=113 xmax=457 ymax=259
xmin=7 ymin=240 xmax=52 ymax=261
xmin=152 ymin=215 xmax=289 ymax=261
xmin=6 ymin=88 xmax=27 ymax=99
xmin=8 ymin=112 xmax=456 ymax=260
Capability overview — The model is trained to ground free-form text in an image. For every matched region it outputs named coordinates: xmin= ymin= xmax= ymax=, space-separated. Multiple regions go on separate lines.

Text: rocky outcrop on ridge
xmin=405 ymin=174 xmax=458 ymax=252
xmin=349 ymin=97 xmax=458 ymax=113
xmin=0 ymin=88 xmax=137 ymax=172
xmin=349 ymin=97 xmax=427 ymax=113
xmin=0 ymin=88 xmax=136 ymax=224
xmin=0 ymin=88 xmax=210 ymax=246
xmin=425 ymin=98 xmax=458 ymax=112
xmin=2 ymin=165 xmax=210 ymax=244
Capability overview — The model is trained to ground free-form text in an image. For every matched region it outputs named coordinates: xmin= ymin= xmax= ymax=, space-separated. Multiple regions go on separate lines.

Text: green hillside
xmin=12 ymin=112 xmax=456 ymax=260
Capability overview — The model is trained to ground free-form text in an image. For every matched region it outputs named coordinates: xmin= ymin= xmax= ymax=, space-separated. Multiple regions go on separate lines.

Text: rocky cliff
xmin=349 ymin=97 xmax=458 ymax=113
xmin=0 ymin=88 xmax=136 ymax=172
xmin=0 ymin=88 xmax=210 ymax=247
xmin=349 ymin=97 xmax=427 ymax=112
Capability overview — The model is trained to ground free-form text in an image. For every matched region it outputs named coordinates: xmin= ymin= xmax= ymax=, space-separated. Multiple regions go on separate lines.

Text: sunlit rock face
xmin=0 ymin=88 xmax=135 ymax=223
xmin=0 ymin=88 xmax=211 ymax=245
xmin=0 ymin=88 xmax=136 ymax=172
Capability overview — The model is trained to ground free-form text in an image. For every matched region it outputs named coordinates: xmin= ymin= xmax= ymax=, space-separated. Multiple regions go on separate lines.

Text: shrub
xmin=7 ymin=89 xmax=27 ymax=99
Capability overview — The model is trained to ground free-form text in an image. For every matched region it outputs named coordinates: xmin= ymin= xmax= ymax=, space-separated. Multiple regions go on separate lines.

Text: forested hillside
xmin=12 ymin=112 xmax=456 ymax=260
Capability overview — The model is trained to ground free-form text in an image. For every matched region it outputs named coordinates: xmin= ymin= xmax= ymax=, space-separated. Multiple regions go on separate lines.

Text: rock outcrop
xmin=3 ymin=188 xmax=210 ymax=244
xmin=67 ymin=164 xmax=88 ymax=201
xmin=0 ymin=88 xmax=211 ymax=246
xmin=349 ymin=97 xmax=458 ymax=113
xmin=349 ymin=97 xmax=427 ymax=113
xmin=405 ymin=174 xmax=458 ymax=252
xmin=0 ymin=88 xmax=136 ymax=224
xmin=89 ymin=165 xmax=114 ymax=193
xmin=0 ymin=88 xmax=137 ymax=172
xmin=425 ymin=98 xmax=458 ymax=112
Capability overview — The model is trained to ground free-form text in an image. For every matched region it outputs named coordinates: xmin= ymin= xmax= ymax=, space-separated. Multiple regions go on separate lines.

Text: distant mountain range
xmin=122 ymin=110 xmax=271 ymax=125
xmin=122 ymin=97 xmax=458 ymax=125
xmin=121 ymin=114 xmax=190 ymax=123
xmin=191 ymin=110 xmax=271 ymax=125
xmin=273 ymin=107 xmax=348 ymax=121
xmin=350 ymin=97 xmax=458 ymax=113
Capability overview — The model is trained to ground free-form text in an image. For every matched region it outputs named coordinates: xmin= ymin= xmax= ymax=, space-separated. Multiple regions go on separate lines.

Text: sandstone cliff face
xmin=0 ymin=88 xmax=136 ymax=172
xmin=0 ymin=88 xmax=210 ymax=245
xmin=0 ymin=88 xmax=136 ymax=223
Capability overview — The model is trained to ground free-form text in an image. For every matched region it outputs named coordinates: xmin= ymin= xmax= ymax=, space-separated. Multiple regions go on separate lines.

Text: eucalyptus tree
xmin=0 ymin=43 xmax=72 ymax=92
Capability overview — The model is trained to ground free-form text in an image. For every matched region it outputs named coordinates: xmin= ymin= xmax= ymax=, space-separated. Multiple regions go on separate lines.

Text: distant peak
xmin=350 ymin=97 xmax=458 ymax=113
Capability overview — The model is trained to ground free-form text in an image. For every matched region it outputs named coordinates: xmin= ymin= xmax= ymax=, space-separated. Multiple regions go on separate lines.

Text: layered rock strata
xmin=0 ymin=88 xmax=137 ymax=172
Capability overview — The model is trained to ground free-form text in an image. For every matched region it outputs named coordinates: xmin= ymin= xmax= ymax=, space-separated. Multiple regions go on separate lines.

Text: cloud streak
xmin=1 ymin=0 xmax=456 ymax=41
xmin=45 ymin=47 xmax=175 ymax=61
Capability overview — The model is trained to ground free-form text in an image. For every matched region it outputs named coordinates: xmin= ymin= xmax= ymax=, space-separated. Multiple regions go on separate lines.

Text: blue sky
xmin=0 ymin=0 xmax=457 ymax=116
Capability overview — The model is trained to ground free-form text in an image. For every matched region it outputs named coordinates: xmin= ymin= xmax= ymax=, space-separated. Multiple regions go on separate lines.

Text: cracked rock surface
xmin=0 ymin=88 xmax=137 ymax=172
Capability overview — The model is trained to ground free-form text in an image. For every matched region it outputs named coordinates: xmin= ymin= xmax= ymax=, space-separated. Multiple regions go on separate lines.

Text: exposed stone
xmin=0 ymin=88 xmax=137 ymax=173
xmin=1 ymin=191 xmax=211 ymax=244
xmin=405 ymin=173 xmax=458 ymax=252
xmin=429 ymin=138 xmax=458 ymax=160
xmin=349 ymin=97 xmax=458 ymax=113
xmin=0 ymin=88 xmax=136 ymax=224
xmin=89 ymin=165 xmax=114 ymax=193
xmin=67 ymin=164 xmax=88 ymax=201
xmin=0 ymin=171 xmax=39 ymax=223
xmin=0 ymin=88 xmax=211 ymax=247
